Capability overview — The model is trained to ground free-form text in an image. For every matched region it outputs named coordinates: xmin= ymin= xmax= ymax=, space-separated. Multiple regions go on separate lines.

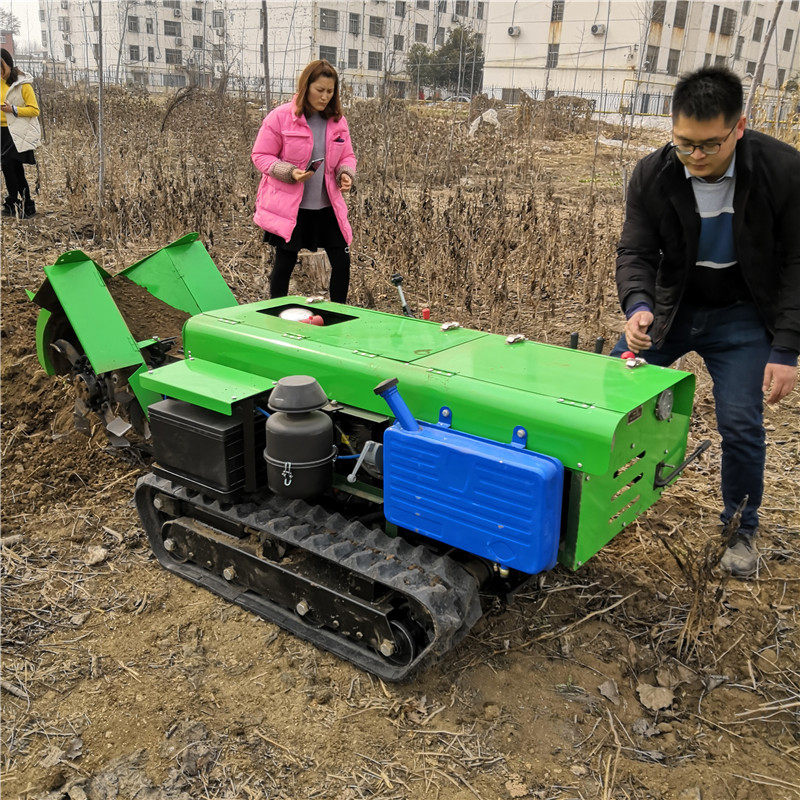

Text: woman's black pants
xmin=270 ymin=246 xmax=351 ymax=304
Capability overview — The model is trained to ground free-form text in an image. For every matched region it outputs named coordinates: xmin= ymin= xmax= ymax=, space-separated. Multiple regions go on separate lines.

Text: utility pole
xmin=744 ymin=0 xmax=783 ymax=119
xmin=261 ymin=0 xmax=270 ymax=109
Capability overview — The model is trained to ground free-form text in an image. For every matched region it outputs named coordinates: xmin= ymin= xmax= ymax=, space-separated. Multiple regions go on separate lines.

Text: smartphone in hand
xmin=307 ymin=157 xmax=324 ymax=172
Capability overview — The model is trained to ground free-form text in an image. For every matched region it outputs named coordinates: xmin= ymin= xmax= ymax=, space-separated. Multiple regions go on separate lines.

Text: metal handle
xmin=654 ymin=440 xmax=711 ymax=488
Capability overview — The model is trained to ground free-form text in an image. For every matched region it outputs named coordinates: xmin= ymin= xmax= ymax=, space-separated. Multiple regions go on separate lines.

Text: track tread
xmin=136 ymin=474 xmax=482 ymax=680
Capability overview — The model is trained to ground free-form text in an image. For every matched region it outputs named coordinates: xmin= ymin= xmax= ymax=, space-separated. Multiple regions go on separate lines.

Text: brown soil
xmin=2 ymin=141 xmax=799 ymax=800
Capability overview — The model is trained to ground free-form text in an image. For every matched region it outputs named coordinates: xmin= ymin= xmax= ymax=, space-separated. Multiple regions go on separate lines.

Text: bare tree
xmin=744 ymin=1 xmax=783 ymax=118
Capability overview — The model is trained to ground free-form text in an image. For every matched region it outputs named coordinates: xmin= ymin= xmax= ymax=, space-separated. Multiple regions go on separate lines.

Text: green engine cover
xmin=139 ymin=297 xmax=696 ymax=571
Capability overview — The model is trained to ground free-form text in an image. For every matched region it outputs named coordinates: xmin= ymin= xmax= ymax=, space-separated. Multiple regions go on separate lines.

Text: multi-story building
xmin=483 ymin=1 xmax=800 ymax=114
xmin=35 ymin=0 xmax=487 ymax=97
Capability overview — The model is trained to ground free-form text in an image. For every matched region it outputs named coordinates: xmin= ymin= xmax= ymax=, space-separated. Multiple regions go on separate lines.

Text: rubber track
xmin=136 ymin=473 xmax=483 ymax=681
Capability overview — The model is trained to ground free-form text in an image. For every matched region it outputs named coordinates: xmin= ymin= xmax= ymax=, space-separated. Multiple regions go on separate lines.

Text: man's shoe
xmin=720 ymin=531 xmax=758 ymax=577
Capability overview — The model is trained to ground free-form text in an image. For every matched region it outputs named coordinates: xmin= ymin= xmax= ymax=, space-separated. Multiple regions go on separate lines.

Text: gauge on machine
xmin=655 ymin=389 xmax=674 ymax=421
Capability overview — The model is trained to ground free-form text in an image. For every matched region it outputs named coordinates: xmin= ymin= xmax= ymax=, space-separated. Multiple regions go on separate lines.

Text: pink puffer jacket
xmin=252 ymin=100 xmax=357 ymax=243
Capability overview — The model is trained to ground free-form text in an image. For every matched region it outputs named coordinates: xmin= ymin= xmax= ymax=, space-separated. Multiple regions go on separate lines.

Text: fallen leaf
xmin=636 ymin=683 xmax=674 ymax=711
xmin=85 ymin=546 xmax=108 ymax=566
xmin=598 ymin=679 xmax=619 ymax=705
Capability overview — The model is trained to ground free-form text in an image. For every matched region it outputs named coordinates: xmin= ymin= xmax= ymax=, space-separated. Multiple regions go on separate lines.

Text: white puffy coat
xmin=4 ymin=74 xmax=41 ymax=153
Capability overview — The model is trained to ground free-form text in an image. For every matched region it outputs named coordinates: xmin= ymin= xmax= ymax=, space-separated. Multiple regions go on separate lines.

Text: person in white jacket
xmin=1 ymin=48 xmax=41 ymax=219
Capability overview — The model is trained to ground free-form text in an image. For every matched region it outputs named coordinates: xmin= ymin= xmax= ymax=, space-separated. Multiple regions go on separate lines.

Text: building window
xmin=417 ymin=0 xmax=430 ymax=8
xmin=163 ymin=0 xmax=180 ymax=8
xmin=709 ymin=5 xmax=719 ymax=33
xmin=745 ymin=60 xmax=756 ymax=75
xmin=703 ymin=52 xmax=712 ymax=66
xmin=673 ymin=1 xmax=688 ymax=28
xmin=193 ymin=35 xmax=203 ymax=49
xmin=778 ymin=68 xmax=786 ymax=85
xmin=366 ymin=83 xmax=375 ymax=98
xmin=455 ymin=0 xmax=468 ymax=15
xmin=64 ymin=43 xmax=72 ymax=58
xmin=753 ymin=17 xmax=764 ymax=40
xmin=146 ymin=18 xmax=154 ymax=34
xmin=551 ymin=0 xmax=564 ymax=23
xmin=792 ymin=0 xmax=799 ymax=10
xmin=39 ymin=9 xmax=45 ymax=22
xmin=164 ymin=20 xmax=181 ymax=36
xmin=369 ymin=16 xmax=385 ymax=37
xmin=395 ymin=1 xmax=406 ymax=16
xmin=93 ymin=42 xmax=100 ymax=60
xmin=394 ymin=34 xmax=404 ymax=50
xmin=129 ymin=44 xmax=140 ymax=60
xmin=714 ymin=54 xmax=726 ymax=67
xmin=783 ymin=28 xmax=794 ymax=51
xmin=348 ymin=48 xmax=358 ymax=68
xmin=742 ymin=1 xmax=750 ymax=14
xmin=320 ymin=8 xmax=338 ymax=31
xmin=41 ymin=31 xmax=47 ymax=47
xmin=645 ymin=44 xmax=659 ymax=72
xmin=212 ymin=44 xmax=223 ymax=60
xmin=720 ymin=8 xmax=736 ymax=35
xmin=437 ymin=1 xmax=447 ymax=12
xmin=435 ymin=26 xmax=444 ymax=45
xmin=320 ymin=45 xmax=337 ymax=63
xmin=92 ymin=15 xmax=99 ymax=31
xmin=651 ymin=1 xmax=666 ymax=24
xmin=501 ymin=88 xmax=520 ymax=104
xmin=192 ymin=7 xmax=202 ymax=21
xmin=349 ymin=13 xmax=360 ymax=35
xmin=415 ymin=23 xmax=428 ymax=42
xmin=368 ymin=51 xmax=382 ymax=70
xmin=128 ymin=16 xmax=140 ymax=33
xmin=165 ymin=48 xmax=182 ymax=65
xmin=666 ymin=48 xmax=680 ymax=75
xmin=476 ymin=1 xmax=485 ymax=19
xmin=546 ymin=43 xmax=559 ymax=68
xmin=147 ymin=46 xmax=155 ymax=62
xmin=212 ymin=11 xmax=224 ymax=28
xmin=163 ymin=74 xmax=187 ymax=87
xmin=58 ymin=16 xmax=70 ymax=32
xmin=734 ymin=35 xmax=744 ymax=58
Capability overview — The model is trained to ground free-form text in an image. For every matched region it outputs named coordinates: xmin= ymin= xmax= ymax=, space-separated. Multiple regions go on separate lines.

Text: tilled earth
xmin=2 ymin=205 xmax=799 ymax=800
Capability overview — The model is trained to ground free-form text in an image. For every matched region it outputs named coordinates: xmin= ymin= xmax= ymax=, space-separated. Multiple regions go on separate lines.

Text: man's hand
xmin=763 ymin=363 xmax=798 ymax=405
xmin=623 ymin=310 xmax=654 ymax=354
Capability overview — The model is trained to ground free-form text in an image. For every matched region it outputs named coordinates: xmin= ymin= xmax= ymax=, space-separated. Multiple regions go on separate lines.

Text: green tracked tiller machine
xmin=32 ymin=235 xmax=707 ymax=680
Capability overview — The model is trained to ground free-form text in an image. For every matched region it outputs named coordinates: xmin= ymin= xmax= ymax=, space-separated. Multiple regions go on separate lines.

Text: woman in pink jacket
xmin=252 ymin=60 xmax=357 ymax=303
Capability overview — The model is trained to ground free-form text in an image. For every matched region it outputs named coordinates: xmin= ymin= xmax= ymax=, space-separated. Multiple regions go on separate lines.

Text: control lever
xmin=346 ymin=440 xmax=383 ymax=483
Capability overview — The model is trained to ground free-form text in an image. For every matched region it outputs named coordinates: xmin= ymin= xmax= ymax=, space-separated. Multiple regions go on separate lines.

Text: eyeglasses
xmin=672 ymin=123 xmax=737 ymax=156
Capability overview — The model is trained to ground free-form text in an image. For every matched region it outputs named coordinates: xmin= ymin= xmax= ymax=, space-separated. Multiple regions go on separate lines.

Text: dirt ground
xmin=2 ymin=128 xmax=800 ymax=800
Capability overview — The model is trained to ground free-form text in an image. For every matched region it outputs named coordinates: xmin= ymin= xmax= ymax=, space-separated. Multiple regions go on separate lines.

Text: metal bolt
xmin=206 ymin=560 xmax=213 ymax=568
xmin=355 ymin=631 xmax=363 ymax=640
xmin=331 ymin=619 xmax=340 ymax=629
xmin=516 ymin=429 xmax=525 ymax=438
xmin=379 ymin=639 xmax=396 ymax=657
xmin=163 ymin=538 xmax=176 ymax=552
xmin=441 ymin=409 xmax=450 ymax=418
xmin=498 ymin=566 xmax=510 ymax=578
xmin=296 ymin=600 xmax=309 ymax=616
xmin=577 ymin=462 xmax=583 ymax=468
xmin=153 ymin=496 xmax=164 ymax=510
xmin=223 ymin=566 xmax=236 ymax=581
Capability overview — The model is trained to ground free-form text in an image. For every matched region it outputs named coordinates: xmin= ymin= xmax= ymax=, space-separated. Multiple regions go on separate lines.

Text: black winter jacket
xmin=616 ymin=129 xmax=800 ymax=353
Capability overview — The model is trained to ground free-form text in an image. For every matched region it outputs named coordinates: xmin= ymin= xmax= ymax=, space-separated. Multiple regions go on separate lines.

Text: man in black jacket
xmin=614 ymin=67 xmax=799 ymax=577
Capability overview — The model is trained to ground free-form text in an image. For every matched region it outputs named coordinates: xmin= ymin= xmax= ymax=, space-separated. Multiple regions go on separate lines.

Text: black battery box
xmin=149 ymin=398 xmax=266 ymax=500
